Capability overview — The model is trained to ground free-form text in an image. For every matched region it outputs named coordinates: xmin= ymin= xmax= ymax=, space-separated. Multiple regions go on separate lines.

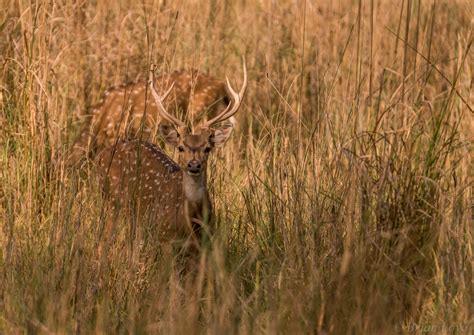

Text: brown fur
xmin=70 ymin=70 xmax=230 ymax=165
xmin=95 ymin=124 xmax=231 ymax=255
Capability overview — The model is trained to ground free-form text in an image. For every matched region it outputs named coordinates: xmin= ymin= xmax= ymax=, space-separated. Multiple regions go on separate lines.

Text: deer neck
xmin=182 ymin=171 xmax=208 ymax=207
xmin=181 ymin=170 xmax=212 ymax=231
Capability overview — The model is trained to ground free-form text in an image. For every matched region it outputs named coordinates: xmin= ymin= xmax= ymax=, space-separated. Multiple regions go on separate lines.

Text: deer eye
xmin=178 ymin=146 xmax=184 ymax=152
xmin=204 ymin=147 xmax=212 ymax=153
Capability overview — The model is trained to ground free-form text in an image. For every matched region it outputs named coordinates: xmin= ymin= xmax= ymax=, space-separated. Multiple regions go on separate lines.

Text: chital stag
xmin=70 ymin=65 xmax=237 ymax=165
xmin=96 ymin=62 xmax=247 ymax=253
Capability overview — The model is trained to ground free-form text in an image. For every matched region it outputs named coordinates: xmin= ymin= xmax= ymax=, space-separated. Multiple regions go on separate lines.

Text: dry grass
xmin=1 ymin=0 xmax=472 ymax=333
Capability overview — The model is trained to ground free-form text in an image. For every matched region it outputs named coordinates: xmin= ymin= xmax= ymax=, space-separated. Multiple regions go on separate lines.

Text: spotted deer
xmin=70 ymin=64 xmax=237 ymax=165
xmin=96 ymin=62 xmax=247 ymax=254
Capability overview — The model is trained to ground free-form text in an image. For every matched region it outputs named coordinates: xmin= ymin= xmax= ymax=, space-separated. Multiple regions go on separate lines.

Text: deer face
xmin=159 ymin=124 xmax=233 ymax=176
xmin=150 ymin=58 xmax=247 ymax=177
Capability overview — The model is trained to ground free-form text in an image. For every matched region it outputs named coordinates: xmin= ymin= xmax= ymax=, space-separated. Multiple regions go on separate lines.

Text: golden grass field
xmin=0 ymin=0 xmax=472 ymax=333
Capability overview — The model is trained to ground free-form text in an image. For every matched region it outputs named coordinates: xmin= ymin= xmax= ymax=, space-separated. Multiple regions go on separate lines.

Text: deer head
xmin=149 ymin=59 xmax=248 ymax=181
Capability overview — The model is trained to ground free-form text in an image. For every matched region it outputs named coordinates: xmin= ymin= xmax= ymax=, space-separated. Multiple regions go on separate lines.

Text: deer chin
xmin=186 ymin=170 xmax=202 ymax=178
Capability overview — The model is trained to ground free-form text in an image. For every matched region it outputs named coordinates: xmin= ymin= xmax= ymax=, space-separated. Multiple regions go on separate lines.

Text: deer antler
xmin=201 ymin=58 xmax=248 ymax=128
xmin=149 ymin=65 xmax=185 ymax=128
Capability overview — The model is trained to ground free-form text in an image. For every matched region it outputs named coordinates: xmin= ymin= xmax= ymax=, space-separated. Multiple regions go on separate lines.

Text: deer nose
xmin=187 ymin=160 xmax=201 ymax=174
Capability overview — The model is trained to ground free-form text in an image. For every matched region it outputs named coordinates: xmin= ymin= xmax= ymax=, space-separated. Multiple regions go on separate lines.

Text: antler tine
xmin=202 ymin=58 xmax=248 ymax=128
xmin=149 ymin=65 xmax=185 ymax=128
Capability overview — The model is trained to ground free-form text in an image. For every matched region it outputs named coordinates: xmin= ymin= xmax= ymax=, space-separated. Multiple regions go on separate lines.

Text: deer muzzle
xmin=187 ymin=160 xmax=202 ymax=175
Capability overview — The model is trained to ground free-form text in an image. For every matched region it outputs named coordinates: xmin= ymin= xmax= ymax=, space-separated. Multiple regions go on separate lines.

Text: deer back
xmin=70 ymin=70 xmax=229 ymax=164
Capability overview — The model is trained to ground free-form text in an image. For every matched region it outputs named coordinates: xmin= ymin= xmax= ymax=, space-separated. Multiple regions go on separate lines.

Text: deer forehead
xmin=182 ymin=133 xmax=209 ymax=149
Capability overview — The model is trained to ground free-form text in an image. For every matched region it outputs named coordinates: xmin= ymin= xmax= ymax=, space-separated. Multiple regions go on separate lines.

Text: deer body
xmin=97 ymin=140 xmax=212 ymax=245
xmin=95 ymin=60 xmax=247 ymax=254
xmin=71 ymin=69 xmax=231 ymax=164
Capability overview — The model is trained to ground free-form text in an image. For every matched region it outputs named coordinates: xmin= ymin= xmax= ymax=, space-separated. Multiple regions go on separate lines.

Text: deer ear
xmin=159 ymin=123 xmax=180 ymax=146
xmin=210 ymin=123 xmax=234 ymax=147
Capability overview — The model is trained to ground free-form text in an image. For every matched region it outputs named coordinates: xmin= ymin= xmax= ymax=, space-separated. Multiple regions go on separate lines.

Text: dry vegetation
xmin=1 ymin=0 xmax=472 ymax=333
